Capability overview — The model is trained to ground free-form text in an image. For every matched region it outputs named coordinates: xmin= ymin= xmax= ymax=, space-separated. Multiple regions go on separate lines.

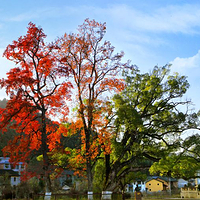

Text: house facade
xmin=145 ymin=178 xmax=168 ymax=192
xmin=126 ymin=181 xmax=146 ymax=192
xmin=195 ymin=170 xmax=200 ymax=186
xmin=0 ymin=157 xmax=25 ymax=186
xmin=126 ymin=176 xmax=180 ymax=193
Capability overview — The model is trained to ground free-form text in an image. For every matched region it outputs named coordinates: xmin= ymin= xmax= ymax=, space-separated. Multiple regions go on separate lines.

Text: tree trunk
xmin=86 ymin=159 xmax=93 ymax=191
xmin=85 ymin=128 xmax=93 ymax=192
xmin=122 ymin=189 xmax=125 ymax=200
xmin=41 ymin=111 xmax=51 ymax=193
xmin=103 ymin=161 xmax=119 ymax=191
xmin=103 ymin=176 xmax=118 ymax=192
xmin=105 ymin=154 xmax=110 ymax=185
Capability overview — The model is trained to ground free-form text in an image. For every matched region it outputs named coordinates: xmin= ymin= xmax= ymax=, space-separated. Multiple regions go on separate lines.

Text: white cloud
xmin=107 ymin=3 xmax=200 ymax=34
xmin=170 ymin=50 xmax=200 ymax=73
xmin=4 ymin=3 xmax=200 ymax=35
xmin=6 ymin=7 xmax=57 ymax=22
xmin=0 ymin=48 xmax=13 ymax=74
xmin=0 ymin=48 xmax=13 ymax=99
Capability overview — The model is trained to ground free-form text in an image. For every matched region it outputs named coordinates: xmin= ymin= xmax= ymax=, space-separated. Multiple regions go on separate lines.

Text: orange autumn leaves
xmin=0 ymin=19 xmax=126 ymax=180
xmin=0 ymin=22 xmax=72 ymax=164
xmin=57 ymin=108 xmax=112 ymax=175
xmin=55 ymin=20 xmax=125 ymax=176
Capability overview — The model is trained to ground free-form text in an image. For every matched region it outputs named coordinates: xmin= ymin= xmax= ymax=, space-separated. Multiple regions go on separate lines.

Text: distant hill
xmin=0 ymin=98 xmax=7 ymax=108
xmin=0 ymin=98 xmax=12 ymax=156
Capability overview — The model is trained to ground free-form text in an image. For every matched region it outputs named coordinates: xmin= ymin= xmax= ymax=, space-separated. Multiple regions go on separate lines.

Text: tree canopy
xmin=0 ymin=22 xmax=72 ymax=192
xmin=0 ymin=19 xmax=198 ymax=194
xmin=150 ymin=128 xmax=200 ymax=180
xmin=56 ymin=18 xmax=126 ymax=191
xmin=102 ymin=65 xmax=194 ymax=191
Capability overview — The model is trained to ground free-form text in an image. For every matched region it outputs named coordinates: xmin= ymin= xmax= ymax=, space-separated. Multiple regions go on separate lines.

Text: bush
xmin=2 ymin=185 xmax=14 ymax=199
xmin=124 ymin=192 xmax=131 ymax=199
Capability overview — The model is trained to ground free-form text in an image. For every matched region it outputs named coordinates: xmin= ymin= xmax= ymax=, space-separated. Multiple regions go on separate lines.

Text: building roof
xmin=146 ymin=176 xmax=177 ymax=182
xmin=145 ymin=178 xmax=162 ymax=184
xmin=0 ymin=157 xmax=10 ymax=164
xmin=0 ymin=157 xmax=24 ymax=165
xmin=0 ymin=169 xmax=19 ymax=176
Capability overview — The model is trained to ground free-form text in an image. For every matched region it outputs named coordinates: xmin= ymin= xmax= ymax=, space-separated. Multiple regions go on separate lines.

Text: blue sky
xmin=1 ymin=0 xmax=200 ymax=111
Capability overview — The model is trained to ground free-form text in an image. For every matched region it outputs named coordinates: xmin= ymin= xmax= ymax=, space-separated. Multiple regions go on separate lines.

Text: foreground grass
xmin=32 ymin=191 xmax=181 ymax=200
xmin=33 ymin=198 xmax=181 ymax=200
xmin=33 ymin=196 xmax=181 ymax=200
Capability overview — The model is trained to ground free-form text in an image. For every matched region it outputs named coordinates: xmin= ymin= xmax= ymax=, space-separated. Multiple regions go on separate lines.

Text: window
xmin=157 ymin=183 xmax=159 ymax=185
xmin=5 ymin=164 xmax=9 ymax=169
xmin=14 ymin=177 xmax=16 ymax=182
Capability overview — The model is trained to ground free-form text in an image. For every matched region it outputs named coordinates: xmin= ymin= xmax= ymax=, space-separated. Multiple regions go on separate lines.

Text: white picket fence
xmin=181 ymin=187 xmax=200 ymax=198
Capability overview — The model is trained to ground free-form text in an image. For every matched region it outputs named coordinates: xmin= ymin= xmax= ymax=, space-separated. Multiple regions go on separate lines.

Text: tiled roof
xmin=0 ymin=169 xmax=19 ymax=176
xmin=146 ymin=176 xmax=177 ymax=182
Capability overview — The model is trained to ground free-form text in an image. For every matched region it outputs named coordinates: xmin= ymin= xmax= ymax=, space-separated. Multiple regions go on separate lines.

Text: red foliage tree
xmin=57 ymin=19 xmax=126 ymax=191
xmin=0 ymin=22 xmax=72 ymax=192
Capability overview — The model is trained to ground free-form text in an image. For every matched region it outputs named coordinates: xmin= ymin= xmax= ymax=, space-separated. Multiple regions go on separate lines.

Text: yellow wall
xmin=145 ymin=179 xmax=165 ymax=192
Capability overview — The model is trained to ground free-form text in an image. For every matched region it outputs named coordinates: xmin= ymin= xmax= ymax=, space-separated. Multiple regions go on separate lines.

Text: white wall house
xmin=195 ymin=170 xmax=200 ymax=186
xmin=126 ymin=176 xmax=192 ymax=193
xmin=178 ymin=179 xmax=189 ymax=188
xmin=126 ymin=181 xmax=146 ymax=192
xmin=0 ymin=157 xmax=25 ymax=186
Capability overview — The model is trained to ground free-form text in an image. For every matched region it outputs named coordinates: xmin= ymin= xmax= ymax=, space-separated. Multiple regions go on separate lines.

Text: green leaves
xmin=113 ymin=64 xmax=191 ymax=142
xmin=104 ymin=64 xmax=194 ymax=190
xmin=114 ymin=94 xmax=142 ymax=132
xmin=167 ymin=73 xmax=189 ymax=97
xmin=149 ymin=132 xmax=200 ymax=180
xmin=150 ymin=154 xmax=200 ymax=180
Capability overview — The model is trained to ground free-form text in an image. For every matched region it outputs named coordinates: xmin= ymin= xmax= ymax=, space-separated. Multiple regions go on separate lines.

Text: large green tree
xmin=150 ymin=128 xmax=200 ymax=180
xmin=102 ymin=65 xmax=194 ymax=191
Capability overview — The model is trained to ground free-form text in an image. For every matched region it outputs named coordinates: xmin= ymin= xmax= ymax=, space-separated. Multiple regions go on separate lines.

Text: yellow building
xmin=145 ymin=178 xmax=168 ymax=192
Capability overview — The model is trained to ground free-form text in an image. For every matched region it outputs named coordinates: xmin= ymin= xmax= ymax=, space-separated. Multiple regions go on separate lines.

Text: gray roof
xmin=0 ymin=169 xmax=19 ymax=176
xmin=146 ymin=176 xmax=177 ymax=182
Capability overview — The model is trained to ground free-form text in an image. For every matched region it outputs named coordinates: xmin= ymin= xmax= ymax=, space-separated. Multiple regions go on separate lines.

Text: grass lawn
xmin=32 ymin=191 xmax=181 ymax=200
